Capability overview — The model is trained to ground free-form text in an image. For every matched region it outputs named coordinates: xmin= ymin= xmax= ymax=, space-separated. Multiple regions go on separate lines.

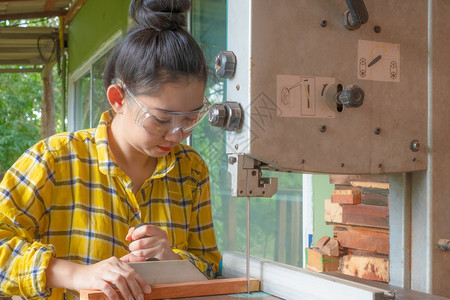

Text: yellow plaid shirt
xmin=0 ymin=110 xmax=221 ymax=299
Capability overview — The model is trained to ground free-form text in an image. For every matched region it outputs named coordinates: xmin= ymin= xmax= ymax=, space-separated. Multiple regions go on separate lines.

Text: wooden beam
xmin=44 ymin=0 xmax=58 ymax=11
xmin=0 ymin=59 xmax=43 ymax=65
xmin=329 ymin=175 xmax=389 ymax=186
xmin=325 ymin=199 xmax=389 ymax=229
xmin=334 ymin=226 xmax=389 ymax=255
xmin=331 ymin=189 xmax=362 ymax=204
xmin=0 ymin=10 xmax=66 ymax=21
xmin=341 ymin=255 xmax=389 ymax=282
xmin=80 ymin=278 xmax=260 ymax=300
xmin=64 ymin=0 xmax=89 ymax=25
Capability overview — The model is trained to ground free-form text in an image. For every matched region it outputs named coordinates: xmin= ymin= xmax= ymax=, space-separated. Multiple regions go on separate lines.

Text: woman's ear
xmin=107 ymin=85 xmax=126 ymax=114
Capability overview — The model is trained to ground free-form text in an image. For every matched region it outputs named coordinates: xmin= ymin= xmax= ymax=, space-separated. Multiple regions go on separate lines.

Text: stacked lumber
xmin=305 ymin=236 xmax=340 ymax=272
xmin=325 ymin=175 xmax=390 ymax=282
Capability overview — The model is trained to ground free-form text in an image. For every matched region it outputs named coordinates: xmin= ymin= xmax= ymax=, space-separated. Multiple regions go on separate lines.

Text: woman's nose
xmin=163 ymin=127 xmax=183 ymax=143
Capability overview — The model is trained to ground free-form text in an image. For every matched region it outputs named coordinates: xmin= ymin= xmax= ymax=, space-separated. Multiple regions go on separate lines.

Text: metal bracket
xmin=227 ymin=154 xmax=278 ymax=197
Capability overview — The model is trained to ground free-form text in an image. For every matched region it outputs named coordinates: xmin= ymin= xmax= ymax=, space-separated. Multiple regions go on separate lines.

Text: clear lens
xmin=124 ymin=86 xmax=210 ymax=136
xmin=141 ymin=103 xmax=209 ymax=136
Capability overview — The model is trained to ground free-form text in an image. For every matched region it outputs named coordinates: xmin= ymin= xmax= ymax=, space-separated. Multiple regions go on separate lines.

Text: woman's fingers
xmin=77 ymin=257 xmax=151 ymax=300
xmin=131 ymin=224 xmax=166 ymax=241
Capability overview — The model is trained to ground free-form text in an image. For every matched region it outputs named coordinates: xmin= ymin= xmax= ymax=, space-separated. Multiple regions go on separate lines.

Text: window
xmin=68 ymin=32 xmax=120 ymax=131
xmin=190 ymin=0 xmax=304 ymax=267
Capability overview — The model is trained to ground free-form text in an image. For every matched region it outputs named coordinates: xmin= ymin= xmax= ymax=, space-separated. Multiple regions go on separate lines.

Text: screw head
xmin=320 ymin=20 xmax=327 ymax=27
xmin=374 ymin=25 xmax=381 ymax=33
xmin=215 ymin=51 xmax=237 ymax=78
xmin=410 ymin=140 xmax=421 ymax=152
xmin=374 ymin=128 xmax=381 ymax=135
xmin=319 ymin=125 xmax=327 ymax=132
xmin=228 ymin=156 xmax=237 ymax=165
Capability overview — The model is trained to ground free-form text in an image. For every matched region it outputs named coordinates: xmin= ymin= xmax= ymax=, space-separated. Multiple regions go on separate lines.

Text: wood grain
xmin=80 ymin=278 xmax=260 ymax=300
xmin=340 ymin=255 xmax=389 ymax=282
xmin=334 ymin=227 xmax=389 ymax=255
xmin=325 ymin=200 xmax=389 ymax=229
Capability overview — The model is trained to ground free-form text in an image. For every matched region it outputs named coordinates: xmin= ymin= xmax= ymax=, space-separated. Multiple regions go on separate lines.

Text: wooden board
xmin=80 ymin=278 xmax=260 ymax=300
xmin=340 ymin=255 xmax=389 ymax=282
xmin=331 ymin=189 xmax=362 ymax=204
xmin=360 ymin=187 xmax=389 ymax=206
xmin=325 ymin=200 xmax=389 ymax=229
xmin=305 ymin=247 xmax=340 ymax=272
xmin=329 ymin=175 xmax=389 ymax=186
xmin=128 ymin=260 xmax=208 ymax=284
xmin=334 ymin=227 xmax=389 ymax=255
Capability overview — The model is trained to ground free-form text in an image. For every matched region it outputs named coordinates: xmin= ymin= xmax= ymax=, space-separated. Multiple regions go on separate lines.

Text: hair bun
xmin=130 ymin=0 xmax=191 ymax=31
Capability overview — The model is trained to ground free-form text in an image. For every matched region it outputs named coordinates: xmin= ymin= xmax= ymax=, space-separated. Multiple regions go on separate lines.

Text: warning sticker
xmin=357 ymin=40 xmax=400 ymax=82
xmin=277 ymin=75 xmax=336 ymax=118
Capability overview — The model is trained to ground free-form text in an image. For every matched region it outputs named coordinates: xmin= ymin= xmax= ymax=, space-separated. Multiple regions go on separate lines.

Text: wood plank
xmin=340 ymin=255 xmax=389 ymax=282
xmin=360 ymin=187 xmax=389 ymax=206
xmin=341 ymin=205 xmax=389 ymax=229
xmin=331 ymin=189 xmax=362 ymax=204
xmin=324 ymin=199 xmax=343 ymax=224
xmin=329 ymin=175 xmax=389 ymax=185
xmin=350 ymin=181 xmax=389 ymax=190
xmin=325 ymin=200 xmax=389 ymax=229
xmin=334 ymin=227 xmax=389 ymax=255
xmin=305 ymin=247 xmax=340 ymax=272
xmin=0 ymin=10 xmax=66 ymax=21
xmin=80 ymin=278 xmax=260 ymax=300
xmin=128 ymin=260 xmax=208 ymax=284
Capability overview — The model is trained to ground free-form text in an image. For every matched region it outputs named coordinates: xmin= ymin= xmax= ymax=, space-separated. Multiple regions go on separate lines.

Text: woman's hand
xmin=126 ymin=224 xmax=181 ymax=261
xmin=47 ymin=257 xmax=151 ymax=300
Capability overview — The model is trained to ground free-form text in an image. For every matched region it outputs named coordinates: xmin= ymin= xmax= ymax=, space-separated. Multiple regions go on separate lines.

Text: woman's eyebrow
xmin=156 ymin=103 xmax=204 ymax=114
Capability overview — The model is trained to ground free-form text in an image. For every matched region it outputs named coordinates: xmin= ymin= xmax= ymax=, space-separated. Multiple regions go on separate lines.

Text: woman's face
xmin=118 ymin=79 xmax=206 ymax=158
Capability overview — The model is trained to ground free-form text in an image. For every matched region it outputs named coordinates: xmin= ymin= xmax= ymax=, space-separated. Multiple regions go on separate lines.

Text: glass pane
xmin=191 ymin=0 xmax=304 ymax=268
xmin=92 ymin=51 xmax=111 ymax=126
xmin=74 ymin=72 xmax=91 ymax=129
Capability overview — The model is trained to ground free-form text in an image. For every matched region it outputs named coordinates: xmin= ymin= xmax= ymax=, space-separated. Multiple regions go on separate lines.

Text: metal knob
xmin=338 ymin=85 xmax=365 ymax=108
xmin=209 ymin=104 xmax=226 ymax=128
xmin=344 ymin=0 xmax=369 ymax=30
xmin=208 ymin=101 xmax=243 ymax=132
xmin=215 ymin=51 xmax=236 ymax=78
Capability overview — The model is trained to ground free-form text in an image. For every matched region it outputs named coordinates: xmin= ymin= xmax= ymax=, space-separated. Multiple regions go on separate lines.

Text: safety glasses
xmin=122 ymin=84 xmax=210 ymax=137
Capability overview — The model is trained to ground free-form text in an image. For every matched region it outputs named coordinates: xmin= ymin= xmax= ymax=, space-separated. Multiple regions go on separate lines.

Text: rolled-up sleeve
xmin=0 ymin=142 xmax=56 ymax=299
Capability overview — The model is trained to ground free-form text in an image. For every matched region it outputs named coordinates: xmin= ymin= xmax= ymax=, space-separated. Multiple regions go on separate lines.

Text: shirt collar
xmin=95 ymin=110 xmax=177 ymax=179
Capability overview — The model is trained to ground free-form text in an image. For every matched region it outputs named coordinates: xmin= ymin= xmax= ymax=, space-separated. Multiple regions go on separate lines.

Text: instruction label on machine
xmin=357 ymin=40 xmax=400 ymax=82
xmin=277 ymin=75 xmax=336 ymax=118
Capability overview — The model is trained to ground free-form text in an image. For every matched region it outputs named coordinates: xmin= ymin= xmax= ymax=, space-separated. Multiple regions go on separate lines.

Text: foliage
xmin=0 ymin=72 xmax=41 ymax=172
xmin=0 ymin=18 xmax=64 ymax=173
xmin=0 ymin=67 xmax=64 ymax=173
xmin=0 ymin=17 xmax=59 ymax=28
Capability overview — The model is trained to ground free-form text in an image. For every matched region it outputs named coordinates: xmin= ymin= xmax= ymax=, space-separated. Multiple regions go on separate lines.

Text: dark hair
xmin=103 ymin=0 xmax=207 ymax=95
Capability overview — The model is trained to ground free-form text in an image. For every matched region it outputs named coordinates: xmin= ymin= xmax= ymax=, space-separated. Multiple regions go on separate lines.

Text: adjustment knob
xmin=208 ymin=102 xmax=243 ymax=132
xmin=209 ymin=103 xmax=226 ymax=128
xmin=215 ymin=51 xmax=236 ymax=78
xmin=338 ymin=85 xmax=365 ymax=108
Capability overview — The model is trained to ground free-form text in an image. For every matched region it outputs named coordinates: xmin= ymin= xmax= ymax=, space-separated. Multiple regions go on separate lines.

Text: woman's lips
xmin=157 ymin=145 xmax=172 ymax=152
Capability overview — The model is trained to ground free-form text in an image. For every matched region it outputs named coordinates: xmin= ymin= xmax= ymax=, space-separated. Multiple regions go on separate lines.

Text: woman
xmin=0 ymin=0 xmax=221 ymax=299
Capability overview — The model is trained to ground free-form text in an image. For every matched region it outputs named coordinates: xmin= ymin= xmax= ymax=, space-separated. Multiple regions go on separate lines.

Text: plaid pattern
xmin=0 ymin=110 xmax=221 ymax=299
